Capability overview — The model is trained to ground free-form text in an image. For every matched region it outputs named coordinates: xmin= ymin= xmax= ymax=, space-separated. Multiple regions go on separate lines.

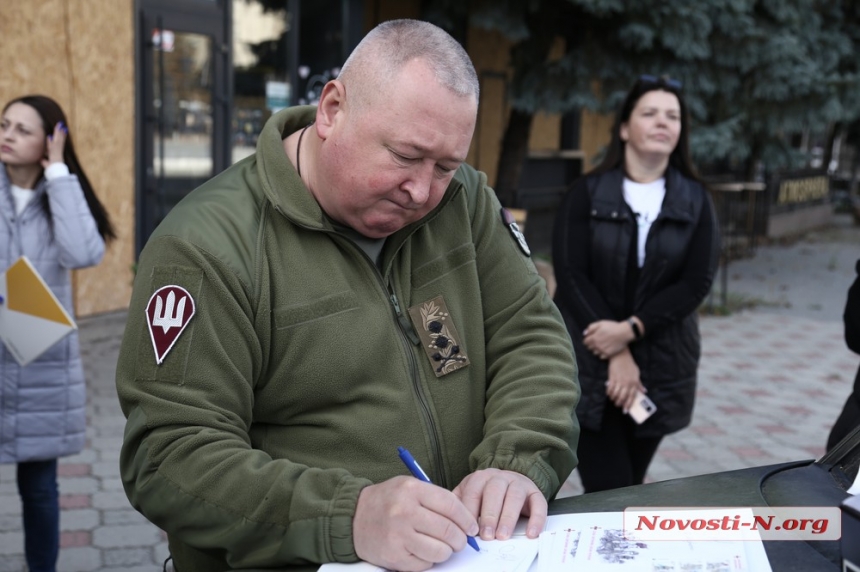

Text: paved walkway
xmin=1 ymin=217 xmax=858 ymax=571
xmin=0 ymin=310 xmax=168 ymax=572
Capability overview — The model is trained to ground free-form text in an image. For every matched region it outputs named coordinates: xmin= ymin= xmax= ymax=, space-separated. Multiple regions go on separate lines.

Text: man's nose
xmin=402 ymin=165 xmax=434 ymax=206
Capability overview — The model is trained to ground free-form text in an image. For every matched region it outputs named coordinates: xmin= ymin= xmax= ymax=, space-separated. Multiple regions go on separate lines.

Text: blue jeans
xmin=17 ymin=459 xmax=59 ymax=572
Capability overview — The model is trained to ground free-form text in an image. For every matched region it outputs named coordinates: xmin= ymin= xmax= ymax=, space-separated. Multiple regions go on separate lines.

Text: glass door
xmin=230 ymin=0 xmax=363 ymax=163
xmin=231 ymin=0 xmax=296 ymax=164
xmin=136 ymin=0 xmax=230 ymax=254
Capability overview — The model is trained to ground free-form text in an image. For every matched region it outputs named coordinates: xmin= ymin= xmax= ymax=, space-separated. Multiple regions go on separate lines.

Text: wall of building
xmin=364 ymin=1 xmax=568 ymax=189
xmin=0 ymin=0 xmax=610 ymax=317
xmin=467 ymin=26 xmax=511 ymax=187
xmin=466 ymin=31 xmax=567 ymax=188
xmin=365 ymin=0 xmax=420 ymax=30
xmin=0 ymin=0 xmax=136 ymax=317
xmin=580 ymin=108 xmax=614 ymax=172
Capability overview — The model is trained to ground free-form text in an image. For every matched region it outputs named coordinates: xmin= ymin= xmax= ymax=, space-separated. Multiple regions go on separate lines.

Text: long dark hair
xmin=591 ymin=77 xmax=701 ymax=183
xmin=3 ymin=95 xmax=116 ymax=242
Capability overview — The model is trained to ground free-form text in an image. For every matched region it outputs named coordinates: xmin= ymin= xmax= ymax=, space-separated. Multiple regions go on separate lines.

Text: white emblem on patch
xmin=501 ymin=208 xmax=531 ymax=256
xmin=146 ymin=285 xmax=195 ymax=365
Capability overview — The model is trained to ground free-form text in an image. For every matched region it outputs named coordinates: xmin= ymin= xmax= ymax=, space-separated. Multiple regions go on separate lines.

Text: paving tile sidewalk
xmin=0 ymin=216 xmax=857 ymax=570
xmin=0 ymin=311 xmax=168 ymax=572
xmin=558 ymin=309 xmax=859 ymax=497
xmin=657 ymin=216 xmax=860 ymax=479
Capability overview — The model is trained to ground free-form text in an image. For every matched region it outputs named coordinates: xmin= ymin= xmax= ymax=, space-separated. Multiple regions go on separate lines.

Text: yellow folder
xmin=0 ymin=256 xmax=77 ymax=366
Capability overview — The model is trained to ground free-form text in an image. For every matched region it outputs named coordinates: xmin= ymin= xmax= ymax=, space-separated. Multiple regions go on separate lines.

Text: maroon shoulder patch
xmin=146 ymin=285 xmax=196 ymax=365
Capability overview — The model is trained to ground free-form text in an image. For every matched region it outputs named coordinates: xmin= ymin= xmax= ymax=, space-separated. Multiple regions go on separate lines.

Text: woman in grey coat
xmin=0 ymin=95 xmax=115 ymax=572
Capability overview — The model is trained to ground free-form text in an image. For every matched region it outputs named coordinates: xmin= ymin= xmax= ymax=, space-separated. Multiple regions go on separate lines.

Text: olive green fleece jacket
xmin=116 ymin=106 xmax=579 ymax=571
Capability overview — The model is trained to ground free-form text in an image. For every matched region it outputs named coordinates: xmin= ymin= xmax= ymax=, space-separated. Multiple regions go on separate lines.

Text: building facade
xmin=0 ymin=0 xmax=607 ymax=316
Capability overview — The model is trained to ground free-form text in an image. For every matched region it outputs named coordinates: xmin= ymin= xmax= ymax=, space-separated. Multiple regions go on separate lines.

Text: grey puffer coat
xmin=0 ymin=165 xmax=104 ymax=463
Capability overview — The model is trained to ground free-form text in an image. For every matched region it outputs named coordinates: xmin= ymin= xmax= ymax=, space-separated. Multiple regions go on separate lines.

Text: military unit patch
xmin=501 ymin=208 xmax=531 ymax=256
xmin=408 ymin=295 xmax=470 ymax=377
xmin=146 ymin=285 xmax=195 ymax=365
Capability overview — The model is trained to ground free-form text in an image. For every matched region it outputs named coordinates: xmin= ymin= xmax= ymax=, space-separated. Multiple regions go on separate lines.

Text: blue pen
xmin=397 ymin=446 xmax=480 ymax=552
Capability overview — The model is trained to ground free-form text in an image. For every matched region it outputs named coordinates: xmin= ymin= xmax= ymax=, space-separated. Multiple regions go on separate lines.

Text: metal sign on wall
xmin=776 ymin=175 xmax=829 ymax=206
xmin=765 ymin=169 xmax=833 ymax=238
xmin=769 ymin=169 xmax=830 ymax=212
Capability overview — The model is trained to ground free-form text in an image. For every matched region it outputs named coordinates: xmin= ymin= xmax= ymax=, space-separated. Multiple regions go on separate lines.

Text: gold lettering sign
xmin=777 ymin=176 xmax=829 ymax=205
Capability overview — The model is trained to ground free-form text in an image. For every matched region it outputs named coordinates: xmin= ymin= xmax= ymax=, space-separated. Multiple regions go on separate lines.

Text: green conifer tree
xmin=424 ymin=0 xmax=860 ymax=196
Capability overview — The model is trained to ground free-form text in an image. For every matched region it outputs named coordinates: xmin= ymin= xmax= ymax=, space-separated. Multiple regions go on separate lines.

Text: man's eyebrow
xmin=392 ymin=141 xmax=466 ymax=164
xmin=392 ymin=141 xmax=431 ymax=154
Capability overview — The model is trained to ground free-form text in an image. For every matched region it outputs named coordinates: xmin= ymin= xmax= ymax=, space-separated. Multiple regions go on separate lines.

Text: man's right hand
xmin=353 ymin=476 xmax=480 ymax=571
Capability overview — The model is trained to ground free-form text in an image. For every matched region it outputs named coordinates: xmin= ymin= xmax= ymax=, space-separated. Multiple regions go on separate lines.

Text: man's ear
xmin=315 ymin=80 xmax=346 ymax=139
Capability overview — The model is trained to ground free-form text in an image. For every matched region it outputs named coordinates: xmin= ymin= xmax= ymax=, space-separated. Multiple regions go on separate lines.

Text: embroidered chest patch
xmin=146 ymin=285 xmax=196 ymax=365
xmin=408 ymin=295 xmax=470 ymax=377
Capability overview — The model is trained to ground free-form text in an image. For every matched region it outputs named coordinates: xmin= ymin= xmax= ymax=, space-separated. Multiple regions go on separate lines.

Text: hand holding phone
xmin=628 ymin=391 xmax=657 ymax=424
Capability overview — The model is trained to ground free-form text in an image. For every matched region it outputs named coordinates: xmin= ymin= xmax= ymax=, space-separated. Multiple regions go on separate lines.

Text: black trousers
xmin=827 ymin=392 xmax=860 ymax=451
xmin=577 ymin=401 xmax=663 ymax=493
xmin=826 ymin=366 xmax=860 ymax=451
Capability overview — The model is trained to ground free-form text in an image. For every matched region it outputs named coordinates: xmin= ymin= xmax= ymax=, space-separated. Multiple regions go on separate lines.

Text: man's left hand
xmin=452 ymin=468 xmax=546 ymax=541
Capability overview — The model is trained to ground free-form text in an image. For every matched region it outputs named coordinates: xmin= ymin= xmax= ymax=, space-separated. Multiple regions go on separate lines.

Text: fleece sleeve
xmin=116 ymin=236 xmax=371 ymax=568
xmin=462 ymin=169 xmax=580 ymax=499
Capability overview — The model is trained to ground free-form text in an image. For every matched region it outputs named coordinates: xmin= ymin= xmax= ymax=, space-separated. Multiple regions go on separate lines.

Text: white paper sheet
xmin=320 ymin=511 xmax=774 ymax=571
xmin=536 ymin=511 xmax=772 ymax=571
xmin=848 ymin=465 xmax=860 ymax=495
xmin=0 ymin=256 xmax=76 ymax=366
xmin=318 ymin=535 xmax=538 ymax=572
xmin=316 ymin=564 xmax=384 ymax=572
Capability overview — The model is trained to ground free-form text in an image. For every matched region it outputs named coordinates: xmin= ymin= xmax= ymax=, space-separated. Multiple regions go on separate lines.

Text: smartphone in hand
xmin=628 ymin=391 xmax=657 ymax=424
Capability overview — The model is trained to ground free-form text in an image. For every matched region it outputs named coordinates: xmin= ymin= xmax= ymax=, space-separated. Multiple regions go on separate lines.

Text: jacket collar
xmin=589 ymin=166 xmax=699 ymax=224
xmin=660 ymin=168 xmax=699 ymax=223
xmin=255 ymin=106 xmax=325 ymax=230
xmin=0 ymin=163 xmax=46 ymax=224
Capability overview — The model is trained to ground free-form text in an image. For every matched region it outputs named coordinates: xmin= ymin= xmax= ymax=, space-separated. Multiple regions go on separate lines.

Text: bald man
xmin=117 ymin=19 xmax=579 ymax=572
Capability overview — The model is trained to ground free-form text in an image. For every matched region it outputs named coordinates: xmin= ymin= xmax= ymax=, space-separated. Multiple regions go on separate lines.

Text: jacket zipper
xmin=292 ymin=221 xmax=447 ymax=488
xmin=387 ymin=281 xmax=446 ymax=487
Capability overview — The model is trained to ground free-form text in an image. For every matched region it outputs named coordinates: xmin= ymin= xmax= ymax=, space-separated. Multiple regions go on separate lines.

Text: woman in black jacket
xmin=826 ymin=259 xmax=860 ymax=450
xmin=552 ymin=76 xmax=721 ymax=492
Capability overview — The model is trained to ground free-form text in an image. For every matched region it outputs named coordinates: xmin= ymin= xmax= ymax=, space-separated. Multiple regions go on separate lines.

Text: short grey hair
xmin=338 ymin=19 xmax=479 ymax=110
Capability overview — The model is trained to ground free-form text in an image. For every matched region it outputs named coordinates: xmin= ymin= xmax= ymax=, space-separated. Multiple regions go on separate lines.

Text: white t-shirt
xmin=10 ymin=184 xmax=34 ymax=216
xmin=9 ymin=163 xmax=70 ymax=216
xmin=623 ymin=177 xmax=666 ymax=267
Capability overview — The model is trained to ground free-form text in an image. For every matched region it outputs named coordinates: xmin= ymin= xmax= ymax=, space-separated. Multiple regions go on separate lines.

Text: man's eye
xmin=393 ymin=152 xmax=416 ymax=164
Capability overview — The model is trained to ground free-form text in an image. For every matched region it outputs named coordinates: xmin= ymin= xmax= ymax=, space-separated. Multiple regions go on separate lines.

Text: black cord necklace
xmin=296 ymin=123 xmax=312 ymax=179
